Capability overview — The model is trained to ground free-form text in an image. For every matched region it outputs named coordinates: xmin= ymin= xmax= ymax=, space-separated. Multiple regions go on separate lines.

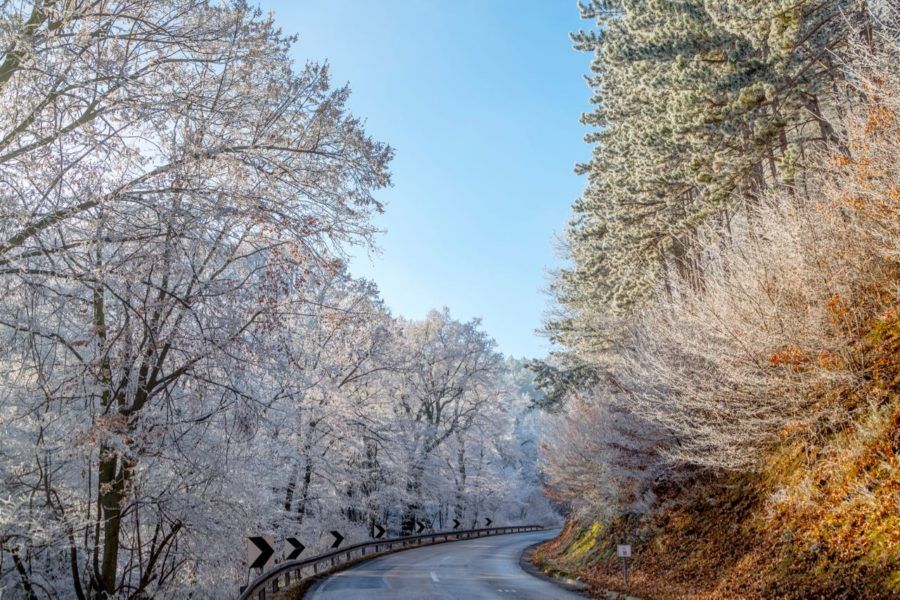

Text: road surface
xmin=306 ymin=529 xmax=584 ymax=599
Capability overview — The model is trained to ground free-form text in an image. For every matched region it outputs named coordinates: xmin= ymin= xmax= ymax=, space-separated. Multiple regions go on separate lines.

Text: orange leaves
xmin=769 ymin=344 xmax=808 ymax=369
xmin=841 ymin=195 xmax=868 ymax=210
xmin=779 ymin=421 xmax=807 ymax=438
xmin=832 ymin=153 xmax=852 ymax=167
xmin=863 ymin=105 xmax=896 ymax=136
xmin=832 ymin=102 xmax=899 ymax=224
xmin=827 ymin=292 xmax=849 ymax=322
xmin=816 ymin=350 xmax=843 ymax=371
xmin=766 ymin=295 xmax=852 ymax=371
xmin=74 ymin=412 xmax=130 ymax=446
xmin=888 ymin=185 xmax=900 ymax=203
xmin=866 ymin=307 xmax=900 ymax=386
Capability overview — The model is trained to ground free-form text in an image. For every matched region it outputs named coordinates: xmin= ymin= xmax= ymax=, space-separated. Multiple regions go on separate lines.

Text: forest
xmin=534 ymin=0 xmax=899 ymax=598
xmin=0 ymin=2 xmax=555 ymax=597
xmin=1 ymin=0 xmax=899 ymax=599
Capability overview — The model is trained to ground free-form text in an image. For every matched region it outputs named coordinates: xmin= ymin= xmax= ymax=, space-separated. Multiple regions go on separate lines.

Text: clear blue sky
xmin=258 ymin=0 xmax=589 ymax=358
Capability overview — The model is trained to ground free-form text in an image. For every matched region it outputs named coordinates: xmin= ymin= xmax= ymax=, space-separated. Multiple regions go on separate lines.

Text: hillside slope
xmin=534 ymin=14 xmax=899 ymax=597
xmin=534 ymin=318 xmax=899 ymax=599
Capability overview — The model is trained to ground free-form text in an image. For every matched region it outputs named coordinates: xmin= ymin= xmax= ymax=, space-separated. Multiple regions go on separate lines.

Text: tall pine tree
xmin=551 ymin=0 xmax=864 ymax=359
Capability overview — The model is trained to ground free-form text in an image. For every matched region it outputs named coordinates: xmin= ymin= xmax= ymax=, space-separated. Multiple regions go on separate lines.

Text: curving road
xmin=306 ymin=529 xmax=584 ymax=599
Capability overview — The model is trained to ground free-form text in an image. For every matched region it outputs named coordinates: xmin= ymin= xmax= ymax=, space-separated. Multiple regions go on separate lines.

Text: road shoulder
xmin=519 ymin=542 xmax=592 ymax=596
xmin=520 ymin=542 xmax=644 ymax=600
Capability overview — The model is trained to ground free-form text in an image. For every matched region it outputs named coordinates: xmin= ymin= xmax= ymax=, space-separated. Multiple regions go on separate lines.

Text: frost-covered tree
xmin=556 ymin=0 xmax=871 ymax=341
xmin=0 ymin=1 xmax=392 ymax=596
xmin=0 ymin=2 xmax=552 ymax=597
xmin=389 ymin=310 xmax=501 ymax=533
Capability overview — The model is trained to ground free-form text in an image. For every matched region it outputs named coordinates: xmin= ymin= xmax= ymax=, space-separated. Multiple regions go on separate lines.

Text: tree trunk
xmin=454 ymin=434 xmax=466 ymax=521
xmin=97 ymin=449 xmax=134 ymax=597
xmin=401 ymin=460 xmax=425 ymax=534
xmin=295 ymin=455 xmax=314 ymax=527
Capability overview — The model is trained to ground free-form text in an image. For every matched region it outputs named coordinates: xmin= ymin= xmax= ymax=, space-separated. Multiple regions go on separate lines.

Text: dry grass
xmin=534 ymin=313 xmax=899 ymax=599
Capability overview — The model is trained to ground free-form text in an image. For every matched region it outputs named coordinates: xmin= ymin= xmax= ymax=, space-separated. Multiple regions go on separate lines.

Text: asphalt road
xmin=305 ymin=529 xmax=584 ymax=599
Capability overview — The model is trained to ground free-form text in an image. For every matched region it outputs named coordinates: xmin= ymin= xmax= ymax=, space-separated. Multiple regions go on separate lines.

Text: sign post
xmin=617 ymin=544 xmax=632 ymax=587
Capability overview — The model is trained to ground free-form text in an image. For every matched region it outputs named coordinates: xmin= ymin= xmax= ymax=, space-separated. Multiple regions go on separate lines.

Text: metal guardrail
xmin=237 ymin=524 xmax=546 ymax=600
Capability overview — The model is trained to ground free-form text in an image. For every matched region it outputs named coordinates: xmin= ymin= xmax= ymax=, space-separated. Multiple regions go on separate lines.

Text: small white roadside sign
xmin=617 ymin=544 xmax=632 ymax=558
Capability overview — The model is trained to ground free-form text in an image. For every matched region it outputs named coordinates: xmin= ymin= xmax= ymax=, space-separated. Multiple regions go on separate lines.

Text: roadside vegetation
xmin=534 ymin=1 xmax=899 ymax=598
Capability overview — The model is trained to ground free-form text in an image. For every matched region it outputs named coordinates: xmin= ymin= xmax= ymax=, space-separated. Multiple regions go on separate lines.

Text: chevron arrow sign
xmin=330 ymin=530 xmax=344 ymax=548
xmin=247 ymin=535 xmax=275 ymax=570
xmin=284 ymin=537 xmax=305 ymax=560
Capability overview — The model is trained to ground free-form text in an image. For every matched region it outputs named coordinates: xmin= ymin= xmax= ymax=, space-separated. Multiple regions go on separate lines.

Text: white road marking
xmin=430 ymin=571 xmax=440 ymax=583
